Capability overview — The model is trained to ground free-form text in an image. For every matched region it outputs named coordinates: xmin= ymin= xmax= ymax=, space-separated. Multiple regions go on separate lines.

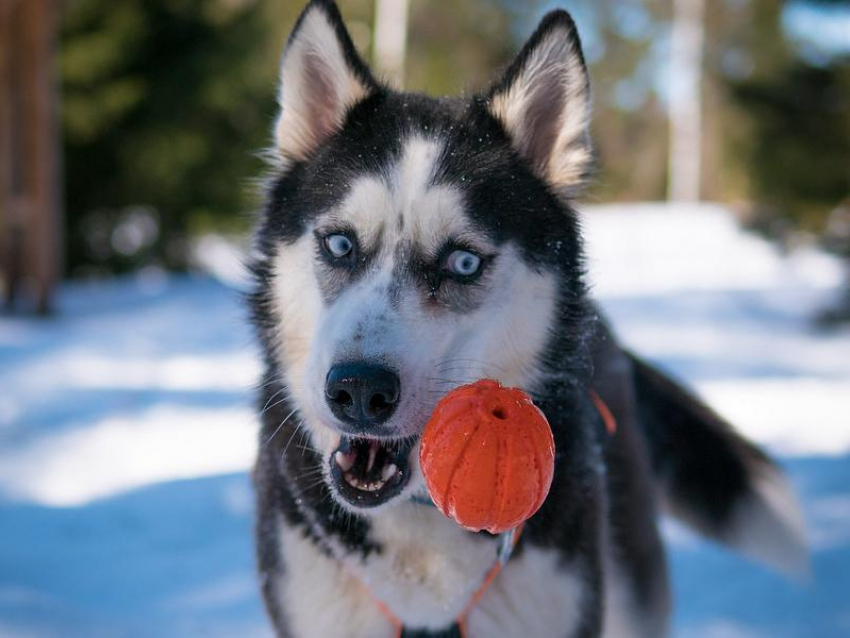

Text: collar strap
xmin=589 ymin=388 xmax=617 ymax=437
xmin=392 ymin=391 xmax=614 ymax=634
xmin=361 ymin=524 xmax=525 ymax=638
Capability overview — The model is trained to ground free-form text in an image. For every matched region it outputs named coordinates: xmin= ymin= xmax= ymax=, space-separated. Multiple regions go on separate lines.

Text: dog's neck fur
xmin=255 ymin=369 xmax=606 ymax=627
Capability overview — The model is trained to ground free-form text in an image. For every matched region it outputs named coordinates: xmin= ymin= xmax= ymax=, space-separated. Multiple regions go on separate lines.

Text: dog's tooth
xmin=335 ymin=451 xmax=355 ymax=472
xmin=344 ymin=472 xmax=359 ymax=488
xmin=382 ymin=463 xmax=398 ymax=482
xmin=366 ymin=441 xmax=379 ymax=473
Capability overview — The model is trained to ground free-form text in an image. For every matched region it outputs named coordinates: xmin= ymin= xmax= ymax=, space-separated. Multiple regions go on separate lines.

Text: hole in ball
xmin=492 ymin=406 xmax=507 ymax=420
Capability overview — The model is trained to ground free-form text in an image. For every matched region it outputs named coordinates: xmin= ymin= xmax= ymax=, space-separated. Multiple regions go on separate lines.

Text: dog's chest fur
xmin=273 ymin=503 xmax=591 ymax=638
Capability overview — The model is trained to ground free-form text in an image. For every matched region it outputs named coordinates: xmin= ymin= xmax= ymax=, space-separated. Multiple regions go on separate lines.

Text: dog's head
xmin=254 ymin=0 xmax=592 ymax=512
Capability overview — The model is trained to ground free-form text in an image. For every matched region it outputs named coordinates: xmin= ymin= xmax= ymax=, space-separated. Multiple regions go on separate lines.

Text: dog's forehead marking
xmin=337 ymin=135 xmax=471 ymax=258
xmin=395 ymin=136 xmax=440 ymax=215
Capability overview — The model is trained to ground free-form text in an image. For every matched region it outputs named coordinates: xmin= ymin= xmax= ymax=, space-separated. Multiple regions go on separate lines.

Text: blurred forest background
xmin=11 ymin=0 xmax=850 ymax=283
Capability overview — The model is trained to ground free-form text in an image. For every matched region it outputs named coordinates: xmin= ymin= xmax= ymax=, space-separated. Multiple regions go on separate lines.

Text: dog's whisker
xmin=430 ymin=366 xmax=494 ymax=379
xmin=263 ymin=407 xmax=298 ymax=449
xmin=297 ymin=443 xmax=313 ymax=457
xmin=257 ymin=378 xmax=283 ymax=396
xmin=295 ymin=466 xmax=326 ymax=480
xmin=296 ymin=423 xmax=312 ymax=458
xmin=426 ymin=379 xmax=477 ymax=389
xmin=280 ymin=418 xmax=307 ymax=460
xmin=256 ymin=373 xmax=285 ymax=389
xmin=433 ymin=357 xmax=510 ymax=372
xmin=303 ymin=476 xmax=330 ymax=491
xmin=260 ymin=398 xmax=289 ymax=418
xmin=255 ymin=378 xmax=279 ymax=392
xmin=259 ymin=388 xmax=290 ymax=417
xmin=275 ymin=413 xmax=304 ymax=455
xmin=427 ymin=371 xmax=477 ymax=379
xmin=427 ymin=377 xmax=467 ymax=385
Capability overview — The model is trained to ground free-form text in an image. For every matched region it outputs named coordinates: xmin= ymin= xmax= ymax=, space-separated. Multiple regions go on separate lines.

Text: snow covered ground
xmin=1 ymin=203 xmax=848 ymax=637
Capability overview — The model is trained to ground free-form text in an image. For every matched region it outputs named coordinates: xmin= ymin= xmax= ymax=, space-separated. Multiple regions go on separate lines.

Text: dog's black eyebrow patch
xmin=431 ymin=100 xmax=584 ymax=271
xmin=261 ymin=90 xmax=405 ymax=244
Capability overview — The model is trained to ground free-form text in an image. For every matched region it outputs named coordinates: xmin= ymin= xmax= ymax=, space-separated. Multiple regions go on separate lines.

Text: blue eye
xmin=324 ymin=234 xmax=353 ymax=259
xmin=445 ymin=250 xmax=482 ymax=277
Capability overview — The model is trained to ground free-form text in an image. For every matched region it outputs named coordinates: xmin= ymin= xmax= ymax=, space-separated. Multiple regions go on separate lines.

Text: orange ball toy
xmin=419 ymin=380 xmax=555 ymax=534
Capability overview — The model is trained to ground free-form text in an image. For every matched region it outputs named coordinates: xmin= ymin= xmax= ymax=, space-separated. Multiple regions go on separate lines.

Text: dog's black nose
xmin=325 ymin=363 xmax=400 ymax=429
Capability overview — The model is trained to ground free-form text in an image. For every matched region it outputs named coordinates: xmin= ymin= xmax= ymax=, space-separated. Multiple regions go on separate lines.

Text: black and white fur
xmin=249 ymin=2 xmax=807 ymax=636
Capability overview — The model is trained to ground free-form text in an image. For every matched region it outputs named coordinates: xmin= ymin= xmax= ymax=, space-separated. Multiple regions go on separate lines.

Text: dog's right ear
xmin=273 ymin=0 xmax=376 ymax=165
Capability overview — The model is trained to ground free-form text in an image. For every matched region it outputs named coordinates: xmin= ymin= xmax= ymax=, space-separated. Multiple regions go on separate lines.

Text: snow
xmin=582 ymin=203 xmax=850 ymax=460
xmin=1 ymin=203 xmax=848 ymax=637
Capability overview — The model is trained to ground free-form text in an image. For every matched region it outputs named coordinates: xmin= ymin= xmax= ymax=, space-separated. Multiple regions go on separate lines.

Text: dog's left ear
xmin=486 ymin=10 xmax=592 ymax=193
xmin=274 ymin=0 xmax=376 ymax=164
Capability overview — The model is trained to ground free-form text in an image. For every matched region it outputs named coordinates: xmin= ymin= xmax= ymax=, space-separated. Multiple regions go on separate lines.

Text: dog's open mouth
xmin=329 ymin=436 xmax=415 ymax=507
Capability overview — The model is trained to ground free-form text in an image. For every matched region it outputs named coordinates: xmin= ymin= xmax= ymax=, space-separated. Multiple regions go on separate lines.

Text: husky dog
xmin=249 ymin=1 xmax=806 ymax=636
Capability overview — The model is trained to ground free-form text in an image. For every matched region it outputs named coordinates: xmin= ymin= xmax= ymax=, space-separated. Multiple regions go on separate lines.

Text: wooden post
xmin=0 ymin=1 xmax=16 ymax=308
xmin=0 ymin=0 xmax=63 ymax=314
xmin=667 ymin=0 xmax=705 ymax=203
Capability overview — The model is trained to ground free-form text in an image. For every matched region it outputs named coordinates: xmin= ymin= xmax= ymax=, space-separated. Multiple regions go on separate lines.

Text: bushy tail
xmin=628 ymin=353 xmax=808 ymax=576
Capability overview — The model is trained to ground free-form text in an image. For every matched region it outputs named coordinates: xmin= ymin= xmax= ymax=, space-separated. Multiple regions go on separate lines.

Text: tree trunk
xmin=667 ymin=0 xmax=705 ymax=203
